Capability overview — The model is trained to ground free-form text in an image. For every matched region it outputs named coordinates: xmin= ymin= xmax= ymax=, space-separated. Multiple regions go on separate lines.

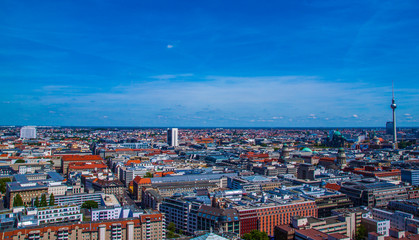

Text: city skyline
xmin=1 ymin=1 xmax=419 ymax=127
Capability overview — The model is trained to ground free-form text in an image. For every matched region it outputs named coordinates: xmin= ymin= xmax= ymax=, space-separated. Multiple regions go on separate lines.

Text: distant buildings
xmin=167 ymin=128 xmax=179 ymax=147
xmin=20 ymin=126 xmax=36 ymax=139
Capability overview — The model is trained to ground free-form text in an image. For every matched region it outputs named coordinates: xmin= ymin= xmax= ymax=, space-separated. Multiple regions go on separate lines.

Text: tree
xmin=355 ymin=225 xmax=367 ymax=240
xmin=81 ymin=200 xmax=98 ymax=209
xmin=13 ymin=194 xmax=24 ymax=207
xmin=242 ymin=230 xmax=269 ymax=240
xmin=167 ymin=222 xmax=176 ymax=232
xmin=0 ymin=178 xmax=11 ymax=193
xmin=34 ymin=196 xmax=39 ymax=207
xmin=15 ymin=159 xmax=25 ymax=164
xmin=144 ymin=172 xmax=153 ymax=178
xmin=40 ymin=194 xmax=47 ymax=207
xmin=166 ymin=222 xmax=179 ymax=239
xmin=49 ymin=193 xmax=55 ymax=206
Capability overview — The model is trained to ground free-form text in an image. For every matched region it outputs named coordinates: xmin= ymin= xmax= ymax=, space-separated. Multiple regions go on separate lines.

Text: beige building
xmin=6 ymin=182 xmax=48 ymax=208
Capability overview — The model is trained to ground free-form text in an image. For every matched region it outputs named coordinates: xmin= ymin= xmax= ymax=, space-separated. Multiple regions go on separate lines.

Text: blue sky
xmin=1 ymin=0 xmax=418 ymax=127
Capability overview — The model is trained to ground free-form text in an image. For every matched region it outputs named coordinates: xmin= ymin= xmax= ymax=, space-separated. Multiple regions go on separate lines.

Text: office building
xmin=372 ymin=208 xmax=419 ymax=231
xmin=237 ymin=200 xmax=317 ymax=236
xmin=159 ymin=197 xmax=202 ymax=235
xmin=386 ymin=121 xmax=394 ymax=135
xmin=167 ymin=128 xmax=179 ymax=147
xmin=36 ymin=205 xmax=83 ymax=225
xmin=362 ymin=217 xmax=390 ymax=236
xmin=20 ymin=126 xmax=37 ymax=139
xmin=197 ymin=205 xmax=240 ymax=235
xmin=290 ymin=215 xmax=356 ymax=238
xmin=402 ymin=169 xmax=419 ymax=186
xmin=297 ymin=164 xmax=316 ymax=180
xmin=339 ymin=180 xmax=407 ymax=207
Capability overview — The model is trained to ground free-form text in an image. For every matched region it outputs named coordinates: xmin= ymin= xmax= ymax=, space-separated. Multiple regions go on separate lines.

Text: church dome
xmin=301 ymin=147 xmax=312 ymax=153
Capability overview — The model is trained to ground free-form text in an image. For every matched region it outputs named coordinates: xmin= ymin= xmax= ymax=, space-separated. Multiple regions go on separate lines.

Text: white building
xmin=373 ymin=208 xmax=414 ymax=230
xmin=37 ymin=205 xmax=82 ymax=225
xmin=91 ymin=206 xmax=122 ymax=221
xmin=167 ymin=128 xmax=179 ymax=147
xmin=20 ymin=126 xmax=37 ymax=139
xmin=362 ymin=217 xmax=390 ymax=236
xmin=16 ymin=205 xmax=83 ymax=227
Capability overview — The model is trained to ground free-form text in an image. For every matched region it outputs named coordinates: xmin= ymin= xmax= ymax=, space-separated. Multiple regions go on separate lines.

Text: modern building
xmin=372 ymin=208 xmax=417 ymax=231
xmin=54 ymin=193 xmax=104 ymax=206
xmin=291 ymin=215 xmax=356 ymax=239
xmin=331 ymin=207 xmax=370 ymax=232
xmin=401 ymin=169 xmax=419 ymax=186
xmin=386 ymin=121 xmax=394 ymax=135
xmin=35 ymin=205 xmax=83 ymax=225
xmin=388 ymin=199 xmax=419 ymax=216
xmin=20 ymin=126 xmax=37 ymax=139
xmin=227 ymin=175 xmax=280 ymax=193
xmin=91 ymin=206 xmax=122 ymax=221
xmin=237 ymin=200 xmax=318 ymax=236
xmin=339 ymin=180 xmax=408 ymax=207
xmin=197 ymin=205 xmax=240 ymax=235
xmin=362 ymin=217 xmax=390 ymax=236
xmin=159 ymin=196 xmax=202 ymax=235
xmin=167 ymin=128 xmax=179 ymax=147
xmin=297 ymin=164 xmax=316 ymax=180
xmin=288 ymin=185 xmax=353 ymax=218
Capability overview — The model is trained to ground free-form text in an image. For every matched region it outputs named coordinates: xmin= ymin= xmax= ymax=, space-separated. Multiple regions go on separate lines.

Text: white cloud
xmin=33 ymin=74 xmax=418 ymax=126
xmin=167 ymin=44 xmax=174 ymax=49
xmin=308 ymin=114 xmax=317 ymax=119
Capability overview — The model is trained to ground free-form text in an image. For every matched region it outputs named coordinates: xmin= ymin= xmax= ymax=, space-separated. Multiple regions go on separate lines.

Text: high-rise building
xmin=167 ymin=128 xmax=178 ymax=146
xmin=20 ymin=126 xmax=37 ymax=139
xmin=391 ymin=83 xmax=398 ymax=149
xmin=401 ymin=169 xmax=419 ymax=186
xmin=386 ymin=121 xmax=394 ymax=135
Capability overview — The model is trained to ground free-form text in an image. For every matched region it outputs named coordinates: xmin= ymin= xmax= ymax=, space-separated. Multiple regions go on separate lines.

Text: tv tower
xmin=391 ymin=82 xmax=397 ymax=149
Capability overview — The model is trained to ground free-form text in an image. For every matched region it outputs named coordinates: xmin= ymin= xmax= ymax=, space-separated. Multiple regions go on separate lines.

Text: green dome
xmin=334 ymin=131 xmax=342 ymax=136
xmin=301 ymin=147 xmax=312 ymax=153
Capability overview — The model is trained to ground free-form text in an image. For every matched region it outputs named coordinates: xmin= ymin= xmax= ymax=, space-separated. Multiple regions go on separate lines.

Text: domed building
xmin=301 ymin=147 xmax=313 ymax=153
xmin=281 ymin=143 xmax=290 ymax=159
xmin=336 ymin=147 xmax=347 ymax=168
xmin=324 ymin=130 xmax=347 ymax=148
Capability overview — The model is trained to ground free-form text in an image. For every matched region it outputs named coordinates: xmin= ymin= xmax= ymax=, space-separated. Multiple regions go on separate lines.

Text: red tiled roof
xmin=325 ymin=183 xmax=341 ymax=191
xmin=61 ymin=155 xmax=103 ymax=161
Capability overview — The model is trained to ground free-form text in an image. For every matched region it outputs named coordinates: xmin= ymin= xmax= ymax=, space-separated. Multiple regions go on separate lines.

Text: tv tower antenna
xmin=391 ymin=81 xmax=397 ymax=149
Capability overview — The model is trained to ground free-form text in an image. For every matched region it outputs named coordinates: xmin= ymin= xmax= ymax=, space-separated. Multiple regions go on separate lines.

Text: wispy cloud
xmin=12 ymin=74 xmax=414 ymax=127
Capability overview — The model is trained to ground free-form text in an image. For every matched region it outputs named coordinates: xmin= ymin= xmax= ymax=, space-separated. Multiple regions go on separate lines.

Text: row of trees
xmin=13 ymin=193 xmax=55 ymax=207
xmin=0 ymin=178 xmax=11 ymax=193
